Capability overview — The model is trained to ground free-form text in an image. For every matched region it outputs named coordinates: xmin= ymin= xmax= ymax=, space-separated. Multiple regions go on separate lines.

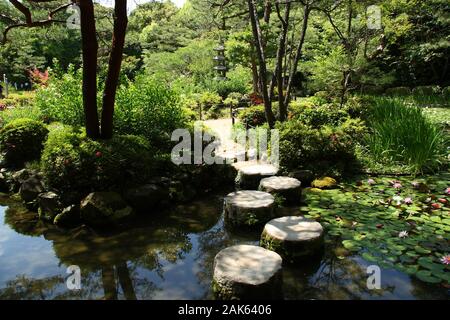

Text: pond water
xmin=0 ymin=192 xmax=448 ymax=300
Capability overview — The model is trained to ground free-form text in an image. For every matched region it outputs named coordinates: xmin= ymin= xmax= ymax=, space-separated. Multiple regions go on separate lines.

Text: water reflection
xmin=0 ymin=193 xmax=448 ymax=300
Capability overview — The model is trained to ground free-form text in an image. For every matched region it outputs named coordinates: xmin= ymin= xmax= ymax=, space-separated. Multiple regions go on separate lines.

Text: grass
xmin=365 ymin=97 xmax=448 ymax=174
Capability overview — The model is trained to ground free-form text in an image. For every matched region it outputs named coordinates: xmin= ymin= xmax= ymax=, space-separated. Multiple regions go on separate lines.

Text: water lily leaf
xmin=342 ymin=240 xmax=362 ymax=252
xmin=416 ymin=270 xmax=441 ymax=284
xmin=414 ymin=246 xmax=431 ymax=254
xmin=362 ymin=252 xmax=377 ymax=262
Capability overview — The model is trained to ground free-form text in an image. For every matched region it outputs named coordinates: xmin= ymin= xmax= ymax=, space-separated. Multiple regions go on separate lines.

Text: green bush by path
xmin=41 ymin=124 xmax=157 ymax=194
xmin=276 ymin=118 xmax=367 ymax=177
xmin=34 ymin=67 xmax=84 ymax=128
xmin=366 ymin=97 xmax=448 ymax=173
xmin=238 ymin=105 xmax=268 ymax=128
xmin=0 ymin=118 xmax=48 ymax=167
xmin=0 ymin=105 xmax=43 ymax=128
xmin=115 ymin=77 xmax=191 ymax=152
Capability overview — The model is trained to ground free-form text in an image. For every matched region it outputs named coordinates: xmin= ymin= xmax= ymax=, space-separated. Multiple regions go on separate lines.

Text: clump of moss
xmin=311 ymin=177 xmax=337 ymax=189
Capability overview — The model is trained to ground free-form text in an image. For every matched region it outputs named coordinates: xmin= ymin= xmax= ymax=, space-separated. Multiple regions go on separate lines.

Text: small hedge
xmin=41 ymin=124 xmax=157 ymax=193
xmin=238 ymin=105 xmax=267 ymax=128
xmin=276 ymin=118 xmax=367 ymax=177
xmin=0 ymin=118 xmax=49 ymax=167
xmin=385 ymin=87 xmax=411 ymax=96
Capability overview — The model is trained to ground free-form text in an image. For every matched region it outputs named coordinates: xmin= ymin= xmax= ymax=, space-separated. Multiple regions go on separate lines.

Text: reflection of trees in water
xmin=3 ymin=205 xmax=47 ymax=237
xmin=0 ymin=275 xmax=63 ymax=300
xmin=46 ymin=223 xmax=193 ymax=300
xmin=283 ymin=241 xmax=395 ymax=300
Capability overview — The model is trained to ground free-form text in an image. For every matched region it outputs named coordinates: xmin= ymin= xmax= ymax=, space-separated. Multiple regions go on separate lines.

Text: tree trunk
xmin=284 ymin=5 xmax=310 ymax=107
xmin=78 ymin=0 xmax=100 ymax=139
xmin=100 ymin=0 xmax=128 ymax=139
xmin=248 ymin=0 xmax=275 ymax=128
xmin=273 ymin=2 xmax=291 ymax=121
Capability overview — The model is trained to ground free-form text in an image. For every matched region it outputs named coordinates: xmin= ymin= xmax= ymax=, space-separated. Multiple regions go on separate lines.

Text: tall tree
xmin=0 ymin=0 xmax=128 ymax=139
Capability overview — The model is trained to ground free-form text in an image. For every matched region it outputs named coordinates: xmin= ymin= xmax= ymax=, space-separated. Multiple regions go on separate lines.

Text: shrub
xmin=276 ymin=118 xmax=366 ymax=176
xmin=0 ymin=92 xmax=35 ymax=108
xmin=205 ymin=105 xmax=228 ymax=119
xmin=443 ymin=86 xmax=450 ymax=98
xmin=366 ymin=97 xmax=448 ymax=173
xmin=412 ymin=85 xmax=441 ymax=96
xmin=41 ymin=124 xmax=156 ymax=194
xmin=34 ymin=67 xmax=84 ymax=128
xmin=385 ymin=87 xmax=411 ymax=96
xmin=0 ymin=118 xmax=49 ymax=167
xmin=115 ymin=77 xmax=190 ymax=152
xmin=292 ymin=103 xmax=349 ymax=128
xmin=0 ymin=105 xmax=43 ymax=128
xmin=238 ymin=105 xmax=267 ymax=128
xmin=199 ymin=92 xmax=222 ymax=110
xmin=203 ymin=65 xmax=252 ymax=97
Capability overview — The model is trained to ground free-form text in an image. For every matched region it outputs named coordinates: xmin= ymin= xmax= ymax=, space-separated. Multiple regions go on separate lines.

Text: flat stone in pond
xmin=212 ymin=245 xmax=283 ymax=299
xmin=236 ymin=163 xmax=279 ymax=189
xmin=261 ymin=216 xmax=324 ymax=263
xmin=259 ymin=176 xmax=302 ymax=205
xmin=224 ymin=190 xmax=276 ymax=227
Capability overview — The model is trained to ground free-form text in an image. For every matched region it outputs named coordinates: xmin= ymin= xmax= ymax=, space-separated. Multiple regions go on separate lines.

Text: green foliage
xmin=0 ymin=118 xmax=48 ymax=166
xmin=385 ymin=87 xmax=412 ymax=96
xmin=115 ymin=77 xmax=190 ymax=151
xmin=366 ymin=97 xmax=448 ymax=173
xmin=0 ymin=105 xmax=43 ymax=128
xmin=291 ymin=103 xmax=350 ymax=128
xmin=238 ymin=105 xmax=267 ymax=128
xmin=34 ymin=66 xmax=84 ymax=128
xmin=0 ymin=91 xmax=35 ymax=108
xmin=41 ymin=124 xmax=155 ymax=193
xmin=412 ymin=86 xmax=442 ymax=96
xmin=276 ymin=118 xmax=366 ymax=176
xmin=304 ymin=173 xmax=450 ymax=285
xmin=199 ymin=91 xmax=222 ymax=109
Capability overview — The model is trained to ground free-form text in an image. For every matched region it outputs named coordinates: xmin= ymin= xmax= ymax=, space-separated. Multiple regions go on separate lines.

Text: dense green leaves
xmin=303 ymin=174 xmax=450 ymax=286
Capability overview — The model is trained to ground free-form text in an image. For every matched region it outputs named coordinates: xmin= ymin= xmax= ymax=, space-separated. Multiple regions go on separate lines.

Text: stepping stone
xmin=235 ymin=163 xmax=279 ymax=189
xmin=260 ymin=216 xmax=324 ymax=263
xmin=212 ymin=245 xmax=283 ymax=300
xmin=224 ymin=190 xmax=276 ymax=227
xmin=259 ymin=176 xmax=302 ymax=205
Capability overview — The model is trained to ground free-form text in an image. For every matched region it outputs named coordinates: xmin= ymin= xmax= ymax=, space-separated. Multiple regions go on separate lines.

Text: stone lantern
xmin=213 ymin=41 xmax=227 ymax=81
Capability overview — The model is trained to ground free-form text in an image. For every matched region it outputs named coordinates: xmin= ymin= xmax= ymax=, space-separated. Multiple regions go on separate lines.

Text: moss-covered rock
xmin=311 ymin=177 xmax=337 ymax=189
xmin=80 ymin=192 xmax=134 ymax=227
xmin=54 ymin=205 xmax=81 ymax=227
xmin=38 ymin=191 xmax=62 ymax=222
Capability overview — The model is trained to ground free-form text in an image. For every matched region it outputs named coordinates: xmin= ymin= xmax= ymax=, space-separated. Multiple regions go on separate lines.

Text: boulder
xmin=212 ymin=245 xmax=283 ymax=300
xmin=124 ymin=184 xmax=170 ymax=212
xmin=10 ymin=169 xmax=31 ymax=192
xmin=311 ymin=177 xmax=337 ymax=189
xmin=235 ymin=163 xmax=279 ymax=190
xmin=80 ymin=192 xmax=134 ymax=227
xmin=19 ymin=176 xmax=44 ymax=203
xmin=54 ymin=205 xmax=81 ymax=227
xmin=0 ymin=172 xmax=8 ymax=192
xmin=38 ymin=191 xmax=62 ymax=221
xmin=260 ymin=216 xmax=324 ymax=263
xmin=259 ymin=176 xmax=302 ymax=205
xmin=224 ymin=190 xmax=276 ymax=227
xmin=288 ymin=170 xmax=314 ymax=186
xmin=169 ymin=180 xmax=197 ymax=203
